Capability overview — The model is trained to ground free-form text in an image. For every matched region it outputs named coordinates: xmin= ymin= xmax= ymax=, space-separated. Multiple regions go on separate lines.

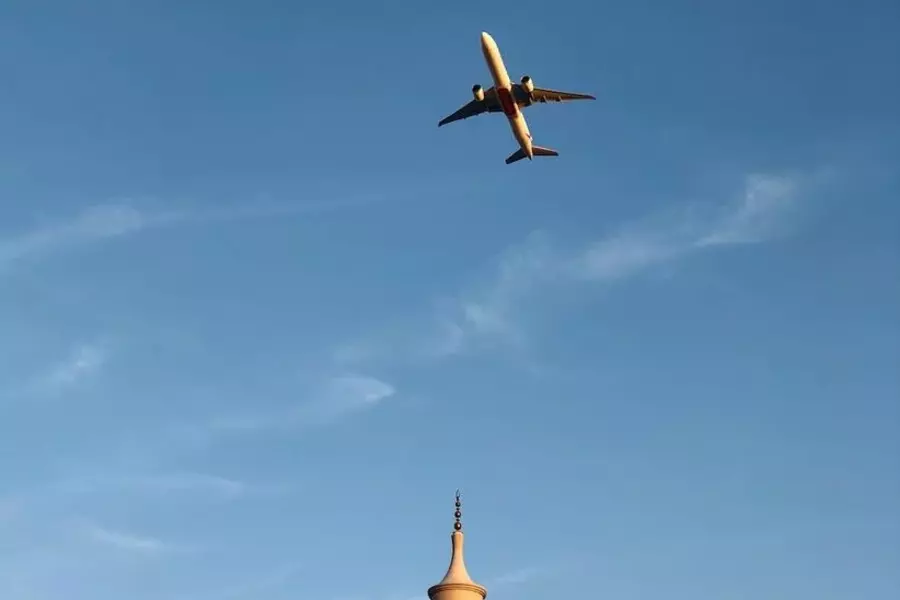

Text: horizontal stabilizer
xmin=505 ymin=148 xmax=528 ymax=164
xmin=504 ymin=145 xmax=559 ymax=165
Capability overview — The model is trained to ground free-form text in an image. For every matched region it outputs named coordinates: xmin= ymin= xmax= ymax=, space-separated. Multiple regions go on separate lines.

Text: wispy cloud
xmin=0 ymin=204 xmax=147 ymax=268
xmin=45 ymin=343 xmax=106 ymax=388
xmin=5 ymin=468 xmax=267 ymax=512
xmin=295 ymin=373 xmax=397 ymax=425
xmin=176 ymin=373 xmax=396 ymax=445
xmin=569 ymin=171 xmax=802 ymax=283
xmin=330 ymin=236 xmax=557 ymax=364
xmin=336 ymin=172 xmax=808 ymax=364
xmin=81 ymin=522 xmax=183 ymax=554
xmin=696 ymin=173 xmax=800 ymax=247
xmin=0 ymin=195 xmax=378 ymax=271
xmin=52 ymin=471 xmax=257 ymax=499
xmin=23 ymin=341 xmax=108 ymax=398
xmin=568 ymin=225 xmax=689 ymax=282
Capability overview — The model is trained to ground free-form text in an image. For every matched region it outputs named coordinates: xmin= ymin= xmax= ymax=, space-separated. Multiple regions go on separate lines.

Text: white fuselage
xmin=480 ymin=32 xmax=533 ymax=159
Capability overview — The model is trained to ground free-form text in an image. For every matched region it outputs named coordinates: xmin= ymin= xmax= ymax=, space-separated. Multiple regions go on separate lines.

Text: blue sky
xmin=1 ymin=0 xmax=898 ymax=598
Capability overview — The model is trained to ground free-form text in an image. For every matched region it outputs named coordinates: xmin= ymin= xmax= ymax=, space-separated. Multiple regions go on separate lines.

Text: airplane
xmin=438 ymin=31 xmax=596 ymax=165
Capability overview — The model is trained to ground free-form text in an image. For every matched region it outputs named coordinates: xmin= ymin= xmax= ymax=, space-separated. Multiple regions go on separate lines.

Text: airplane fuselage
xmin=480 ymin=32 xmax=533 ymax=160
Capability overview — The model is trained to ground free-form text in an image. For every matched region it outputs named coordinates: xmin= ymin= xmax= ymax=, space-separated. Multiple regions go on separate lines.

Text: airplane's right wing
xmin=438 ymin=87 xmax=502 ymax=127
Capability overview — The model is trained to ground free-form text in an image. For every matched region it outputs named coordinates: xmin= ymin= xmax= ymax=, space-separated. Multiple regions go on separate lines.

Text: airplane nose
xmin=481 ymin=31 xmax=493 ymax=47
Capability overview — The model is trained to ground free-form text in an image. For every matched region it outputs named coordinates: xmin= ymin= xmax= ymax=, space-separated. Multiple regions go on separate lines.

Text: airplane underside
xmin=437 ymin=31 xmax=595 ymax=164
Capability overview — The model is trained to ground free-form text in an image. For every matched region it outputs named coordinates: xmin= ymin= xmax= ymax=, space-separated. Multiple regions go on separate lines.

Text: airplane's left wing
xmin=526 ymin=87 xmax=596 ymax=103
xmin=438 ymin=88 xmax=502 ymax=127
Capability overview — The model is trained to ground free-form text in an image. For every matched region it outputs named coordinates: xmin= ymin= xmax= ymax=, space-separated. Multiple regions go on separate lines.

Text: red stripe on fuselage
xmin=496 ymin=87 xmax=518 ymax=118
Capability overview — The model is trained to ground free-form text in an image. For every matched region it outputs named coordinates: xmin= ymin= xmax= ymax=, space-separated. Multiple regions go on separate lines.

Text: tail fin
xmin=504 ymin=145 xmax=559 ymax=164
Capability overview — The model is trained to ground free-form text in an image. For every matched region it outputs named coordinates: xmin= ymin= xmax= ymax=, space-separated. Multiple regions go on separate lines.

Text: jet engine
xmin=521 ymin=75 xmax=534 ymax=93
xmin=472 ymin=84 xmax=485 ymax=101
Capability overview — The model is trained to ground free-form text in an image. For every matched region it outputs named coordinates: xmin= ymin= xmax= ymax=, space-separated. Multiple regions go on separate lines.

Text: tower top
xmin=427 ymin=491 xmax=487 ymax=600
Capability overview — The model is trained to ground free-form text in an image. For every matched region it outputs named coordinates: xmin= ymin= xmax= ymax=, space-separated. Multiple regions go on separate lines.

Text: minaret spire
xmin=427 ymin=490 xmax=487 ymax=600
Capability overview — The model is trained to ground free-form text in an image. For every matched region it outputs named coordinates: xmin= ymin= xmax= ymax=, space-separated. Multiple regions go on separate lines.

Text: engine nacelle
xmin=472 ymin=84 xmax=485 ymax=101
xmin=521 ymin=75 xmax=534 ymax=93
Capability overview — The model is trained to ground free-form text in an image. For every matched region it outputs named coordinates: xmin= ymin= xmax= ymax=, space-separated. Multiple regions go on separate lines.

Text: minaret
xmin=427 ymin=491 xmax=488 ymax=600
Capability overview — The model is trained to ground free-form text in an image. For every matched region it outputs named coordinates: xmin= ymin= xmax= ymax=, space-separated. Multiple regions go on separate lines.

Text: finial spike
xmin=454 ymin=489 xmax=462 ymax=531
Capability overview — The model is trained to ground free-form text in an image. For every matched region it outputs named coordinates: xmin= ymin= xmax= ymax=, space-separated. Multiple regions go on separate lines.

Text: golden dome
xmin=427 ymin=491 xmax=487 ymax=600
